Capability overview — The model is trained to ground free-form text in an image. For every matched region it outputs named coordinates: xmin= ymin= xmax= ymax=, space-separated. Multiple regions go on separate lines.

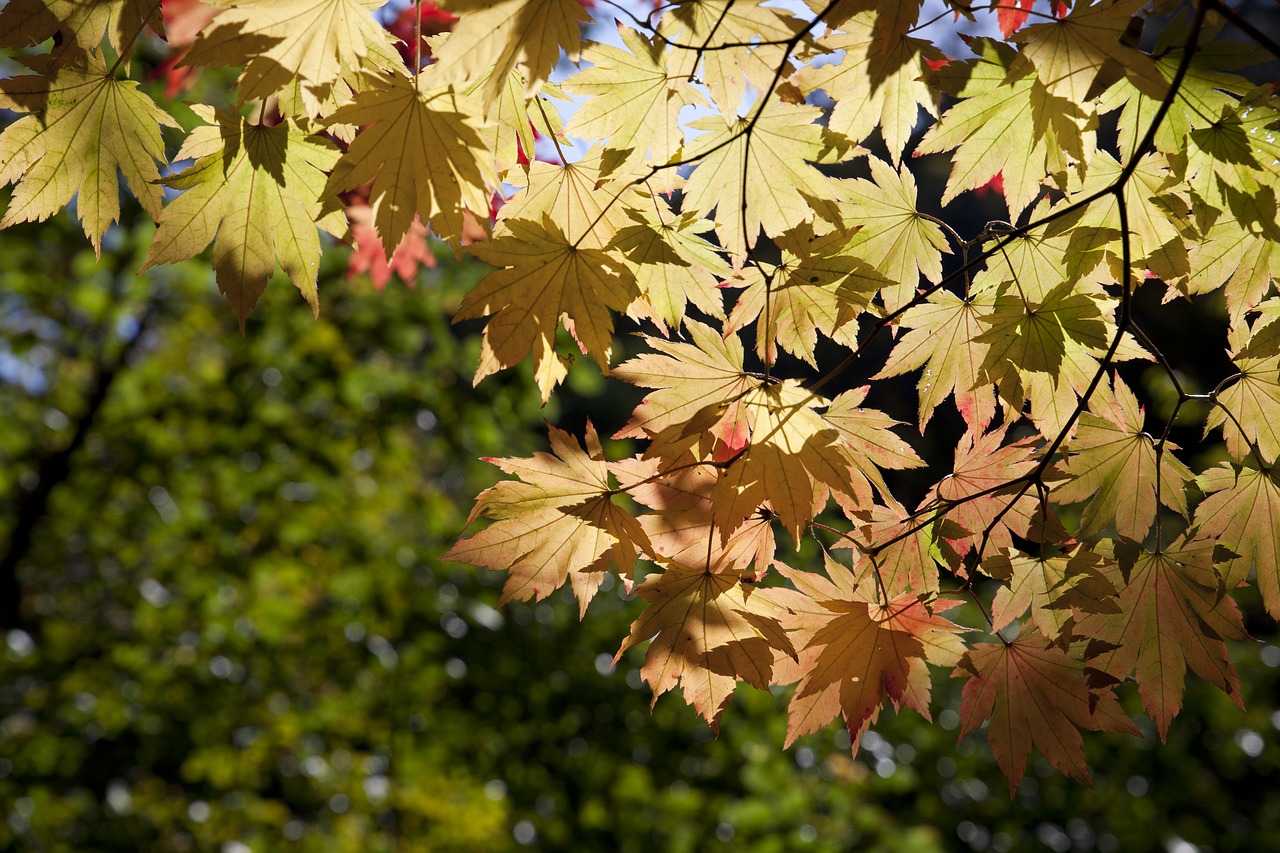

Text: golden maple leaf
xmin=323 ymin=73 xmax=494 ymax=252
xmin=0 ymin=53 xmax=176 ymax=252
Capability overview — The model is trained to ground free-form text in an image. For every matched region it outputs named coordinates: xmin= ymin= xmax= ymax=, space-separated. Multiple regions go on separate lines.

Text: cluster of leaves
xmin=2 ymin=0 xmax=1279 ymax=791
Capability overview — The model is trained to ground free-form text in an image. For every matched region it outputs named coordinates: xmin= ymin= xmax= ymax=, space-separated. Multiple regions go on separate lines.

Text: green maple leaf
xmin=798 ymin=11 xmax=944 ymax=162
xmin=323 ymin=72 xmax=494 ymax=252
xmin=726 ymin=223 xmax=887 ymax=366
xmin=1010 ymin=0 xmax=1167 ymax=106
xmin=608 ymin=207 xmax=729 ymax=330
xmin=430 ymin=0 xmax=589 ymax=110
xmin=1186 ymin=212 xmax=1280 ymax=326
xmin=833 ymin=156 xmax=950 ymax=314
xmin=658 ymin=0 xmax=806 ymax=116
xmin=1207 ymin=315 xmax=1280 ymax=464
xmin=141 ymin=107 xmax=344 ymax=330
xmin=497 ymin=146 xmax=641 ymax=251
xmin=1069 ymin=150 xmax=1194 ymax=285
xmin=561 ymin=24 xmax=705 ymax=176
xmin=985 ymin=545 xmax=1118 ymax=642
xmin=0 ymin=54 xmax=176 ymax=252
xmin=876 ymin=289 xmax=998 ymax=433
xmin=917 ymin=37 xmax=1091 ymax=220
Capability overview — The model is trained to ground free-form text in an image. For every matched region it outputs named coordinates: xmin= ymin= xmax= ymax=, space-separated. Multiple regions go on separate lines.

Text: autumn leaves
xmin=3 ymin=0 xmax=1280 ymax=791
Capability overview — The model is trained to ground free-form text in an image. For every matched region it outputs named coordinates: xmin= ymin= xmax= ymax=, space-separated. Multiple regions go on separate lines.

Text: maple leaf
xmin=608 ymin=207 xmax=729 ymax=331
xmin=1186 ymin=212 xmax=1280 ymax=326
xmin=876 ymin=289 xmax=998 ymax=433
xmin=1052 ymin=373 xmax=1193 ymax=541
xmin=1080 ymin=538 xmax=1248 ymax=740
xmin=183 ymin=0 xmax=402 ymax=114
xmin=682 ymin=102 xmax=844 ymax=262
xmin=497 ymin=146 xmax=640 ymax=251
xmin=996 ymin=0 xmax=1035 ymax=38
xmin=0 ymin=0 xmax=164 ymax=56
xmin=985 ymin=544 xmax=1119 ymax=642
xmin=141 ymin=107 xmax=344 ymax=330
xmin=1206 ymin=317 xmax=1280 ymax=465
xmin=443 ymin=422 xmax=647 ymax=616
xmin=929 ymin=427 xmax=1066 ymax=564
xmin=977 ymin=279 xmax=1137 ymax=438
xmin=798 ymin=12 xmax=944 ymax=163
xmin=825 ymin=386 xmax=925 ymax=489
xmin=0 ymin=54 xmax=176 ymax=252
xmin=430 ymin=0 xmax=589 ymax=110
xmin=616 ymin=561 xmax=796 ymax=731
xmin=658 ymin=0 xmax=807 ymax=116
xmin=711 ymin=380 xmax=871 ymax=546
xmin=322 ymin=73 xmax=494 ymax=251
xmin=613 ymin=458 xmax=775 ymax=579
xmin=1009 ymin=0 xmax=1168 ymax=106
xmin=956 ymin=630 xmax=1138 ymax=794
xmin=454 ymin=217 xmax=637 ymax=401
xmin=466 ymin=74 xmax=567 ymax=178
xmin=612 ymin=321 xmax=756 ymax=459
xmin=917 ymin=37 xmax=1091 ymax=220
xmin=562 ymin=24 xmax=705 ymax=177
xmin=784 ymin=588 xmax=965 ymax=752
xmin=834 ymin=157 xmax=951 ymax=314
xmin=1192 ymin=463 xmax=1280 ymax=619
xmin=838 ymin=501 xmax=950 ymax=599
xmin=1069 ymin=150 xmax=1194 ymax=285
xmin=726 ymin=223 xmax=888 ymax=366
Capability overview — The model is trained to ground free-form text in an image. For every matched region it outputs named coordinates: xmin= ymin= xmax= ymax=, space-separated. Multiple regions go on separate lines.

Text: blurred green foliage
xmin=1 ymin=209 xmax=1279 ymax=853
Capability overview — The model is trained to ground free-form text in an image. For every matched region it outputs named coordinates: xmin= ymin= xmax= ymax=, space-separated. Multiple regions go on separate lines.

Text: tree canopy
xmin=2 ymin=0 xmax=1280 ymax=794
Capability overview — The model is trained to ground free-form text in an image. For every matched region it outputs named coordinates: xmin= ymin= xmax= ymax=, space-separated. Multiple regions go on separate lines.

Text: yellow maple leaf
xmin=497 ymin=146 xmax=641 ymax=251
xmin=1053 ymin=373 xmax=1194 ymax=541
xmin=784 ymin=588 xmax=964 ymax=751
xmin=616 ymin=560 xmax=795 ymax=730
xmin=834 ymin=157 xmax=951 ymax=314
xmin=658 ymin=0 xmax=806 ymax=116
xmin=562 ymin=23 xmax=705 ymax=177
xmin=430 ymin=0 xmax=588 ymax=110
xmin=726 ymin=223 xmax=887 ymax=366
xmin=184 ymin=0 xmax=402 ymax=114
xmin=608 ymin=206 xmax=729 ymax=331
xmin=444 ymin=422 xmax=646 ymax=616
xmin=323 ymin=73 xmax=494 ymax=252
xmin=683 ymin=101 xmax=844 ymax=262
xmin=0 ymin=0 xmax=164 ymax=56
xmin=798 ymin=12 xmax=944 ymax=163
xmin=455 ymin=217 xmax=637 ymax=401
xmin=0 ymin=53 xmax=176 ymax=252
xmin=611 ymin=320 xmax=756 ymax=459
xmin=712 ymin=380 xmax=867 ymax=546
xmin=141 ymin=107 xmax=344 ymax=330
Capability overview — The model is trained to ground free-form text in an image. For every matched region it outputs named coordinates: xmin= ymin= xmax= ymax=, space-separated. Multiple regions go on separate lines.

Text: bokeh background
xmin=4 ymin=2 xmax=1280 ymax=851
